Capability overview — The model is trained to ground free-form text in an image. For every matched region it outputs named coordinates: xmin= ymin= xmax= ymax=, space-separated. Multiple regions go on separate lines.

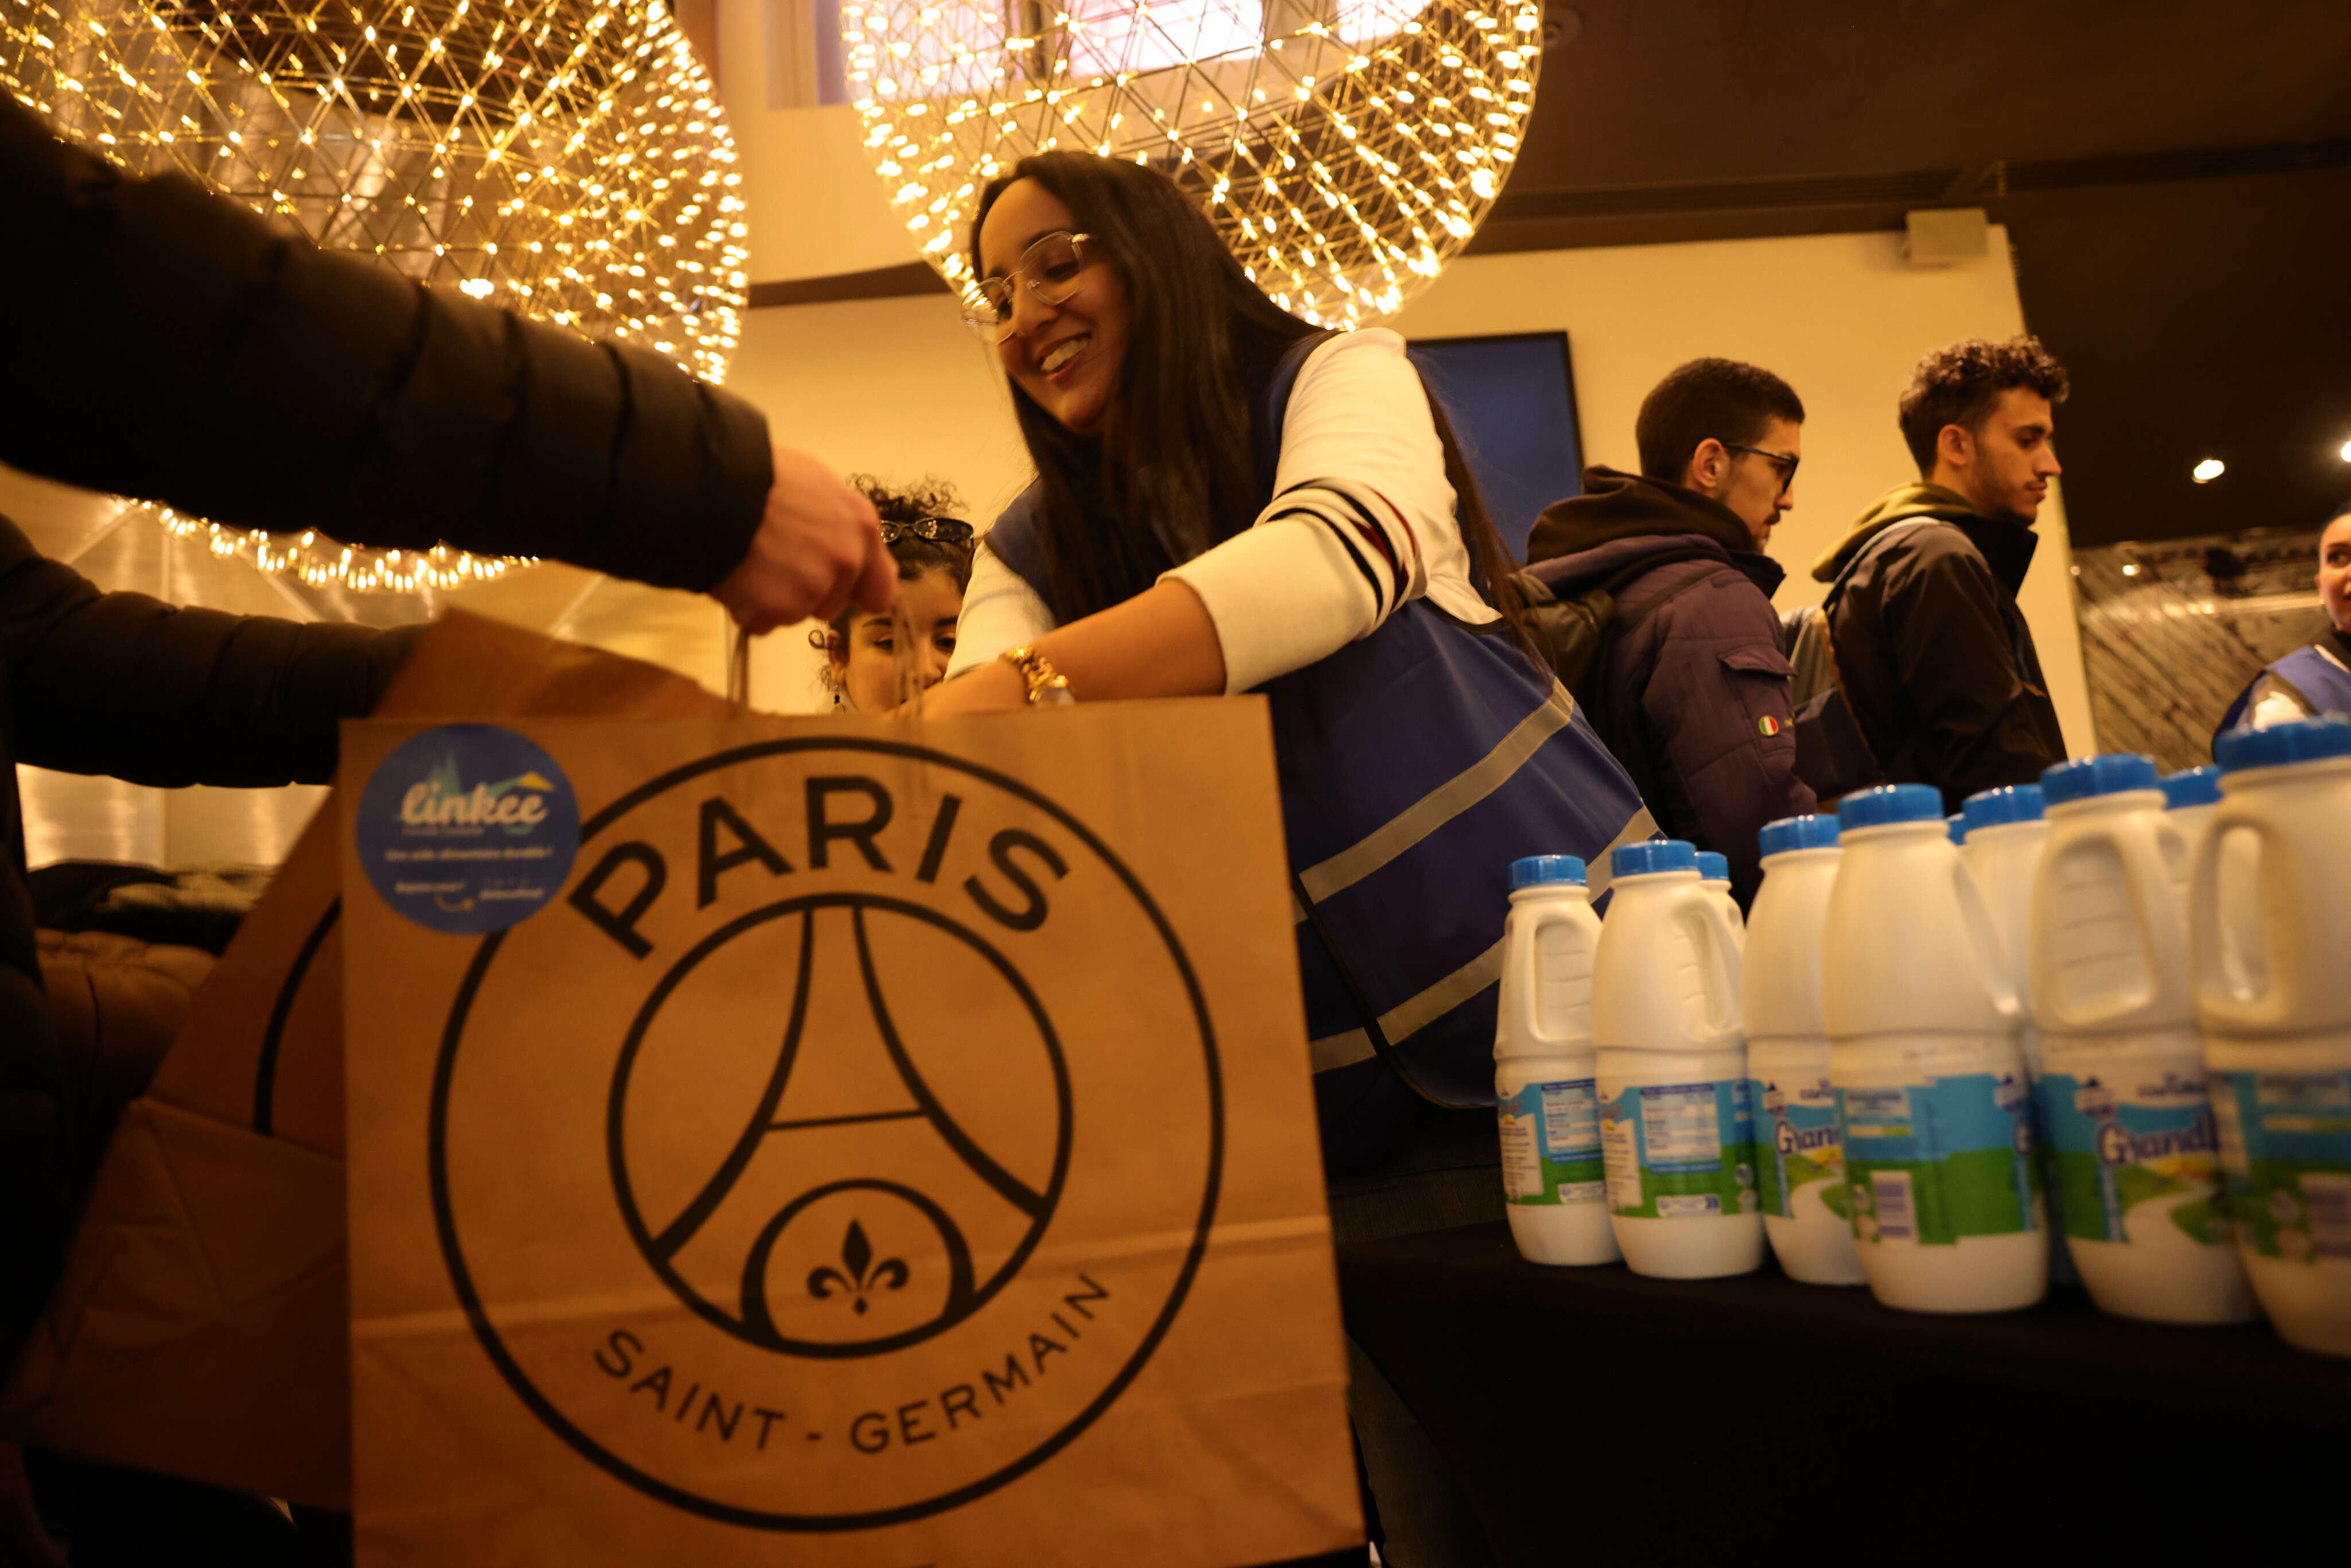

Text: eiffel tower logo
xmin=611 ymin=897 xmax=1070 ymax=1358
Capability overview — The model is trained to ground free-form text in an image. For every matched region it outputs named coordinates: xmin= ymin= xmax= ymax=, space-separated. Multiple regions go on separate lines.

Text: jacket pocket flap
xmin=1720 ymin=645 xmax=1795 ymax=677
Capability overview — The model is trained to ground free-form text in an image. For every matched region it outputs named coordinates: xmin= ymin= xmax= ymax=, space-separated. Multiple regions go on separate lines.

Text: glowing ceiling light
xmin=2191 ymin=458 xmax=2225 ymax=484
xmin=2 ymin=0 xmax=744 ymax=593
xmin=843 ymin=0 xmax=1539 ymax=329
xmin=2338 ymin=438 xmax=2351 ymax=463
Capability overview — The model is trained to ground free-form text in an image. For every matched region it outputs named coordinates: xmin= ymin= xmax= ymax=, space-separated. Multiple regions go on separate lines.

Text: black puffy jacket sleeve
xmin=0 ymin=95 xmax=770 ymax=594
xmin=0 ymin=515 xmax=417 ymax=785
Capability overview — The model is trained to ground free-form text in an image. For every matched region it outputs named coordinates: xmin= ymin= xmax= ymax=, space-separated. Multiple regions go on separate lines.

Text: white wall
xmin=717 ymin=0 xmax=911 ymax=282
xmin=726 ymin=224 xmax=2098 ymax=754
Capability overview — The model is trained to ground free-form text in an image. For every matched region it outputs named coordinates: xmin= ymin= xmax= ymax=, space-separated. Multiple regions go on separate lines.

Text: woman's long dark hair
xmin=971 ymin=152 xmax=1531 ymax=657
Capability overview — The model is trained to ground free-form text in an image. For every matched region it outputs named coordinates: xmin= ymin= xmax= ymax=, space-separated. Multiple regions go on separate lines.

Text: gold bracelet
xmin=998 ymin=645 xmax=1075 ymax=707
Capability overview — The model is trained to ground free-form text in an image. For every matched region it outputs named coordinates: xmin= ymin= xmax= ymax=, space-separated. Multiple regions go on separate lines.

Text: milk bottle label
xmin=1499 ymin=1080 xmax=1606 ymax=1208
xmin=2211 ymin=1070 xmax=2351 ymax=1263
xmin=1749 ymin=1073 xmax=1847 ymax=1222
xmin=2038 ymin=1071 xmax=2230 ymax=1247
xmin=1598 ymin=1080 xmax=1758 ymax=1220
xmin=1838 ymin=1074 xmax=2040 ymax=1246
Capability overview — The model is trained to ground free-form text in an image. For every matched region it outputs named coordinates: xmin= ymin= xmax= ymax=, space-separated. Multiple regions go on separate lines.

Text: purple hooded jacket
xmin=1526 ymin=468 xmax=1814 ymax=906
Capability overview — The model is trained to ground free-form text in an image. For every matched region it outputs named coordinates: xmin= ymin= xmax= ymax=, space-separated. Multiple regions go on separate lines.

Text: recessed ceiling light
xmin=2192 ymin=458 xmax=2225 ymax=483
xmin=2339 ymin=439 xmax=2351 ymax=463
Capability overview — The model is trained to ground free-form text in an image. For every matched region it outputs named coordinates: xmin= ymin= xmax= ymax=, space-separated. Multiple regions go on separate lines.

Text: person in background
xmin=2215 ymin=498 xmax=2351 ymax=734
xmin=1522 ymin=358 xmax=1814 ymax=906
xmin=814 ymin=477 xmax=974 ymax=712
xmin=1810 ymin=335 xmax=2071 ymax=812
xmin=926 ymin=150 xmax=1652 ymax=1568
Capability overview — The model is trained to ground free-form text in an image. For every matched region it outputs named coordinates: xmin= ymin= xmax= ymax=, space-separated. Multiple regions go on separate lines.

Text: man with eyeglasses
xmin=1522 ymin=358 xmax=1813 ymax=907
xmin=1808 ymin=336 xmax=2070 ymax=812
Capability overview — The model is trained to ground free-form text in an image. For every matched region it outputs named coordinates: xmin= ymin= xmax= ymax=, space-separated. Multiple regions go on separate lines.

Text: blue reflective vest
xmin=2216 ymin=636 xmax=2351 ymax=738
xmin=984 ymin=333 xmax=1654 ymax=1169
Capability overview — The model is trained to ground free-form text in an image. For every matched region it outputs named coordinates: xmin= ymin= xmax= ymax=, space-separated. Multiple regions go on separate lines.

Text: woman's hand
xmin=898 ymin=580 xmax=1228 ymax=718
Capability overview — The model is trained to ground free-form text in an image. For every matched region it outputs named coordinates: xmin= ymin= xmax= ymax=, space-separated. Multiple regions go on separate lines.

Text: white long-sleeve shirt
xmin=945 ymin=328 xmax=1497 ymax=693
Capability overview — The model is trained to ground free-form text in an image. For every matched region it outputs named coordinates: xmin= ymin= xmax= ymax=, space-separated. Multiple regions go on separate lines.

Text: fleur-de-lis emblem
xmin=807 ymin=1220 xmax=909 ymax=1316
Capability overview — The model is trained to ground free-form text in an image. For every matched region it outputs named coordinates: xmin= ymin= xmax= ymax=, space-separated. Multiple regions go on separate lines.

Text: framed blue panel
xmin=1406 ymin=332 xmax=1584 ymax=563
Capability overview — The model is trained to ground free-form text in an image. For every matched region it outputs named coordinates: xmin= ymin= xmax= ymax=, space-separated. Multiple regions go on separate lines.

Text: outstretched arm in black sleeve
xmin=0 ymin=516 xmax=413 ymax=787
xmin=0 ymin=92 xmax=767 ymax=594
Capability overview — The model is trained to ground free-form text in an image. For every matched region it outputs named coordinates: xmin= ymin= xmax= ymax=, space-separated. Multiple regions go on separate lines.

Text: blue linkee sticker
xmin=356 ymin=724 xmax=580 ymax=934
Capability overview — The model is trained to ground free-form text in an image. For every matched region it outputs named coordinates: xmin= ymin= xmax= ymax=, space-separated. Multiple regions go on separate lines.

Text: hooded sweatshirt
xmin=1527 ymin=468 xmax=1812 ymax=905
xmin=1814 ymin=481 xmax=2066 ymax=812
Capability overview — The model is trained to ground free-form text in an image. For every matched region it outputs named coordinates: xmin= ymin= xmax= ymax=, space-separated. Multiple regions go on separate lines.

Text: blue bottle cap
xmin=1962 ymin=783 xmax=2046 ymax=833
xmin=2041 ymin=754 xmax=2161 ymax=806
xmin=1758 ymin=814 xmax=1841 ymax=859
xmin=2214 ymin=715 xmax=2351 ymax=773
xmin=1509 ymin=854 xmax=1587 ymax=891
xmin=1611 ymin=839 xmax=1698 ymax=878
xmin=1696 ymin=851 xmax=1730 ymax=883
xmin=2159 ymin=766 xmax=2222 ymax=810
xmin=1835 ymin=783 xmax=1945 ymax=830
xmin=1948 ymin=815 xmax=1968 ymax=844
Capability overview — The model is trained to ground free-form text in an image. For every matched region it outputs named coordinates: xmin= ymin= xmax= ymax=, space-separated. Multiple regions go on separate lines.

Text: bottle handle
xmin=2191 ymin=808 xmax=2273 ymax=1011
xmin=1667 ymin=882 xmax=1745 ymax=1040
xmin=1515 ymin=902 xmax=1596 ymax=1050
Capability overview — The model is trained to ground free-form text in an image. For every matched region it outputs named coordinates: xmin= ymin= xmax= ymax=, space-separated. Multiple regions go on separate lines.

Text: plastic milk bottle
xmin=2030 ymin=756 xmax=2252 ymax=1324
xmin=1742 ymin=814 xmax=1864 ymax=1286
xmin=2161 ymin=765 xmax=2222 ymax=844
xmin=1494 ymin=855 xmax=1620 ymax=1266
xmin=2197 ymin=719 xmax=2351 ymax=1356
xmin=1697 ymin=851 xmax=1744 ymax=951
xmin=1959 ymin=783 xmax=2074 ymax=1287
xmin=1824 ymin=785 xmax=2045 ymax=1313
xmin=1593 ymin=840 xmax=1761 ymax=1279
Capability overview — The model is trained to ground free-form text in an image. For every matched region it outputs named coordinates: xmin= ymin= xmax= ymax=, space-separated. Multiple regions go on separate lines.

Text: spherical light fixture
xmin=2 ymin=0 xmax=747 ymax=593
xmin=842 ymin=0 xmax=1543 ymax=329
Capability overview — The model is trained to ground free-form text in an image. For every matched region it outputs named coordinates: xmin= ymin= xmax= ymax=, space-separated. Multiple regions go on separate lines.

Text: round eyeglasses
xmin=881 ymin=516 xmax=975 ymax=547
xmin=962 ymin=231 xmax=1093 ymax=343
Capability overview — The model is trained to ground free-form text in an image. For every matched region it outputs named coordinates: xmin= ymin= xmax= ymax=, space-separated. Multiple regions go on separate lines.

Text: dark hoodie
xmin=1811 ymin=482 xmax=2066 ymax=812
xmin=1527 ymin=468 xmax=1813 ymax=905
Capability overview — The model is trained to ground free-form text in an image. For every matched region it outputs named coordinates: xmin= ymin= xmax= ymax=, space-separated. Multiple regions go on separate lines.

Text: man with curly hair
xmin=1809 ymin=335 xmax=2072 ymax=809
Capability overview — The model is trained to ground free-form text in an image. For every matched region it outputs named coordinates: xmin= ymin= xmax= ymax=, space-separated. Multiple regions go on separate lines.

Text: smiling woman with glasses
xmin=924 ymin=148 xmax=1650 ymax=1167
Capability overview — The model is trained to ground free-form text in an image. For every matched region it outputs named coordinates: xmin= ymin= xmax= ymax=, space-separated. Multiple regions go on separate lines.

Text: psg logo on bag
xmin=418 ymin=737 xmax=1225 ymax=1530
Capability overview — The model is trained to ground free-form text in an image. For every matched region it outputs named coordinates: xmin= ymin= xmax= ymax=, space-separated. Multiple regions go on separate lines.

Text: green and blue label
xmin=1600 ymin=1079 xmax=1757 ymax=1220
xmin=1500 ymin=1079 xmax=1605 ymax=1208
xmin=1838 ymin=1073 xmax=2040 ymax=1247
xmin=1750 ymin=1073 xmax=1848 ymax=1222
xmin=2038 ymin=1070 xmax=2229 ymax=1247
xmin=2212 ymin=1070 xmax=2351 ymax=1263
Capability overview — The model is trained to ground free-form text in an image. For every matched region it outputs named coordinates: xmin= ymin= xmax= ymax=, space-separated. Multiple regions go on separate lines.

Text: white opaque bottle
xmin=1742 ymin=814 xmax=1864 ymax=1285
xmin=2197 ymin=719 xmax=2351 ymax=1357
xmin=1824 ymin=785 xmax=2046 ymax=1314
xmin=1494 ymin=854 xmax=1620 ymax=1266
xmin=1697 ymin=851 xmax=1744 ymax=953
xmin=1593 ymin=839 xmax=1760 ymax=1279
xmin=1960 ymin=782 xmax=2075 ymax=1289
xmin=2030 ymin=755 xmax=2252 ymax=1325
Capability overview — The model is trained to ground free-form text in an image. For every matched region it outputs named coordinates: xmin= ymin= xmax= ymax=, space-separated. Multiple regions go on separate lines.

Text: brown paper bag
xmin=0 ymin=614 xmax=731 ymax=1507
xmin=339 ymin=708 xmax=1358 ymax=1566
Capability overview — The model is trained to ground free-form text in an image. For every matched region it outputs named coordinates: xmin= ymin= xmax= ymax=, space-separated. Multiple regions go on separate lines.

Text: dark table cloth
xmin=1339 ymin=1222 xmax=2350 ymax=1566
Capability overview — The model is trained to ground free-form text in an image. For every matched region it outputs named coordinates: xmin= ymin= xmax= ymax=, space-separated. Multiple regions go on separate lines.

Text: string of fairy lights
xmin=0 ymin=0 xmax=746 ymax=593
xmin=839 ymin=0 xmax=1543 ymax=328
